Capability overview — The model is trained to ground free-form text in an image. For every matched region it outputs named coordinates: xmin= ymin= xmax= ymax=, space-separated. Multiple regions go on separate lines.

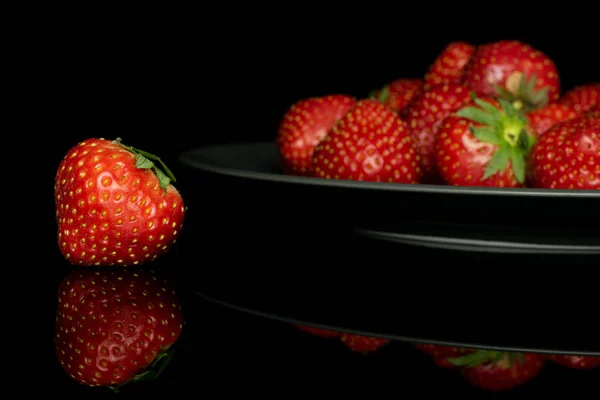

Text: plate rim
xmin=179 ymin=141 xmax=600 ymax=199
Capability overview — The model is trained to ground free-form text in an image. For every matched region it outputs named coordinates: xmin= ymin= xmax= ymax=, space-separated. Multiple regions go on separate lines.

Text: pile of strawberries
xmin=53 ymin=138 xmax=187 ymax=391
xmin=277 ymin=40 xmax=599 ymax=190
xmin=294 ymin=325 xmax=600 ymax=392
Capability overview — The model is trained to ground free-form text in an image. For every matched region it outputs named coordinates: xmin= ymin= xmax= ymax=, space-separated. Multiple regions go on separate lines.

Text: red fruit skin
xmin=462 ymin=353 xmax=545 ymax=392
xmin=312 ymin=99 xmax=421 ymax=184
xmin=424 ymin=42 xmax=475 ymax=90
xmin=529 ymin=115 xmax=600 ymax=189
xmin=276 ymin=95 xmax=356 ymax=176
xmin=404 ymin=83 xmax=473 ymax=180
xmin=435 ymin=115 xmax=525 ymax=188
xmin=340 ymin=334 xmax=389 ymax=354
xmin=559 ymin=83 xmax=600 ymax=114
xmin=55 ymin=269 xmax=184 ymax=387
xmin=462 ymin=40 xmax=560 ymax=104
xmin=526 ymin=103 xmax=579 ymax=136
xmin=293 ymin=324 xmax=341 ymax=338
xmin=379 ymin=78 xmax=424 ymax=116
xmin=54 ymin=138 xmax=186 ymax=267
xmin=548 ymin=355 xmax=600 ymax=369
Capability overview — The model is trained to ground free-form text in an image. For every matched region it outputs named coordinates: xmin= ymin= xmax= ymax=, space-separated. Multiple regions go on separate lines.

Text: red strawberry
xmin=54 ymin=138 xmax=185 ymax=267
xmin=526 ymin=103 xmax=579 ymax=136
xmin=528 ymin=114 xmax=600 ymax=189
xmin=312 ymin=99 xmax=421 ymax=183
xmin=404 ymin=83 xmax=474 ymax=181
xmin=462 ymin=40 xmax=560 ymax=112
xmin=548 ymin=354 xmax=600 ymax=369
xmin=293 ymin=324 xmax=341 ymax=338
xmin=371 ymin=78 xmax=424 ymax=116
xmin=276 ymin=95 xmax=356 ymax=176
xmin=435 ymin=96 xmax=536 ymax=187
xmin=558 ymin=83 xmax=600 ymax=114
xmin=54 ymin=269 xmax=184 ymax=389
xmin=424 ymin=41 xmax=475 ymax=90
xmin=448 ymin=350 xmax=545 ymax=392
xmin=340 ymin=333 xmax=389 ymax=354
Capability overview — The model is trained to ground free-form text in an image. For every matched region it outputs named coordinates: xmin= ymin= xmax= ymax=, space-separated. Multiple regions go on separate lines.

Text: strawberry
xmin=435 ymin=95 xmax=536 ymax=187
xmin=54 ymin=269 xmax=184 ymax=389
xmin=528 ymin=114 xmax=600 ymax=189
xmin=462 ymin=40 xmax=561 ymax=112
xmin=448 ymin=350 xmax=545 ymax=392
xmin=276 ymin=95 xmax=356 ymax=176
xmin=414 ymin=343 xmax=474 ymax=369
xmin=312 ymin=99 xmax=421 ymax=183
xmin=370 ymin=78 xmax=424 ymax=116
xmin=424 ymin=41 xmax=475 ymax=90
xmin=404 ymin=83 xmax=474 ymax=181
xmin=293 ymin=324 xmax=341 ymax=338
xmin=558 ymin=83 xmax=600 ymax=114
xmin=340 ymin=333 xmax=389 ymax=354
xmin=547 ymin=354 xmax=600 ymax=369
xmin=54 ymin=138 xmax=186 ymax=267
xmin=526 ymin=103 xmax=579 ymax=136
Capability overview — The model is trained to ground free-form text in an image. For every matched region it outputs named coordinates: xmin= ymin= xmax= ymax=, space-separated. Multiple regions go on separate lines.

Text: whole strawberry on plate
xmin=312 ymin=99 xmax=421 ymax=183
xmin=558 ymin=83 xmax=600 ymax=114
xmin=448 ymin=350 xmax=545 ymax=392
xmin=462 ymin=40 xmax=560 ymax=113
xmin=526 ymin=103 xmax=579 ymax=136
xmin=340 ymin=333 xmax=389 ymax=354
xmin=54 ymin=138 xmax=186 ymax=267
xmin=424 ymin=41 xmax=475 ymax=90
xmin=547 ymin=354 xmax=600 ymax=369
xmin=528 ymin=114 xmax=600 ymax=189
xmin=54 ymin=269 xmax=184 ymax=390
xmin=370 ymin=78 xmax=424 ymax=117
xmin=276 ymin=95 xmax=356 ymax=176
xmin=435 ymin=95 xmax=536 ymax=188
xmin=404 ymin=83 xmax=474 ymax=181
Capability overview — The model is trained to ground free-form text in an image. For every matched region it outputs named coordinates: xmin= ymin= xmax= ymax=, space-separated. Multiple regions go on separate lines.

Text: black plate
xmin=176 ymin=142 xmax=599 ymax=356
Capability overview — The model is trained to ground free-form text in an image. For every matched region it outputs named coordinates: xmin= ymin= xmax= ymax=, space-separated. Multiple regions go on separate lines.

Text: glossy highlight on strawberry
xmin=54 ymin=138 xmax=186 ymax=267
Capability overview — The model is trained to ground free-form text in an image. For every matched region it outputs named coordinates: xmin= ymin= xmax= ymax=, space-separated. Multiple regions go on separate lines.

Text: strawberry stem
xmin=108 ymin=345 xmax=177 ymax=393
xmin=112 ymin=138 xmax=176 ymax=192
xmin=493 ymin=73 xmax=549 ymax=113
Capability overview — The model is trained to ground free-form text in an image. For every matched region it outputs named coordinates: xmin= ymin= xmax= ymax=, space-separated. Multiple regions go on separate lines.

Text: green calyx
xmin=493 ymin=73 xmax=549 ymax=113
xmin=108 ymin=345 xmax=176 ymax=393
xmin=112 ymin=138 xmax=176 ymax=192
xmin=448 ymin=350 xmax=526 ymax=369
xmin=455 ymin=93 xmax=535 ymax=184
xmin=368 ymin=85 xmax=390 ymax=104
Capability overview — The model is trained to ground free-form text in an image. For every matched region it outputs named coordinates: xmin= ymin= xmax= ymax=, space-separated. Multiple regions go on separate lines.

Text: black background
xmin=27 ymin=13 xmax=598 ymax=399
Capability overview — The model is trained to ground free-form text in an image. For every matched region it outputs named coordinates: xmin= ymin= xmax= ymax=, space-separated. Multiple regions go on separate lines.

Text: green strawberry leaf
xmin=456 ymin=106 xmax=496 ymax=126
xmin=153 ymin=167 xmax=171 ymax=192
xmin=473 ymin=98 xmax=501 ymax=118
xmin=135 ymin=153 xmax=155 ymax=170
xmin=482 ymin=142 xmax=510 ymax=180
xmin=377 ymin=85 xmax=390 ymax=104
xmin=470 ymin=126 xmax=502 ymax=145
xmin=509 ymin=147 xmax=526 ymax=184
xmin=448 ymin=350 xmax=495 ymax=368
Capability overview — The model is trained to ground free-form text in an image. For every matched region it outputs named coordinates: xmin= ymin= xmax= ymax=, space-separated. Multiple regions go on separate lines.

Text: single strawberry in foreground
xmin=547 ymin=354 xmax=600 ymax=369
xmin=55 ymin=269 xmax=184 ymax=390
xmin=276 ymin=95 xmax=356 ymax=176
xmin=528 ymin=114 xmax=600 ymax=189
xmin=370 ymin=78 xmax=424 ymax=116
xmin=312 ymin=99 xmax=421 ymax=183
xmin=293 ymin=324 xmax=341 ymax=338
xmin=462 ymin=40 xmax=560 ymax=112
xmin=558 ymin=83 xmax=600 ymax=114
xmin=340 ymin=333 xmax=389 ymax=354
xmin=435 ymin=95 xmax=536 ymax=187
xmin=55 ymin=138 xmax=185 ymax=267
xmin=526 ymin=103 xmax=579 ymax=136
xmin=424 ymin=41 xmax=475 ymax=90
xmin=404 ymin=83 xmax=474 ymax=181
xmin=448 ymin=350 xmax=545 ymax=392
